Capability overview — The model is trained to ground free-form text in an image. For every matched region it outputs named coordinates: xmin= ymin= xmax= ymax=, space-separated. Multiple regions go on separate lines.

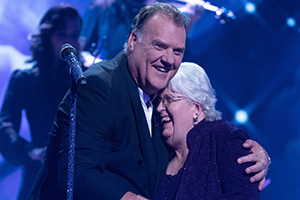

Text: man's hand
xmin=121 ymin=191 xmax=149 ymax=200
xmin=237 ymin=139 xmax=270 ymax=190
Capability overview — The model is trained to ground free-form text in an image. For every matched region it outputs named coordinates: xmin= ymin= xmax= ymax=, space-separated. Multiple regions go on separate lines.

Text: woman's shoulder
xmin=208 ymin=120 xmax=249 ymax=145
xmin=211 ymin=120 xmax=240 ymax=131
xmin=198 ymin=120 xmax=249 ymax=141
xmin=9 ymin=67 xmax=39 ymax=83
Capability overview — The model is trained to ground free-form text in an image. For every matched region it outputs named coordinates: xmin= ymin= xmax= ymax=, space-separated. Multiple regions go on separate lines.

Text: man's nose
xmin=161 ymin=49 xmax=175 ymax=67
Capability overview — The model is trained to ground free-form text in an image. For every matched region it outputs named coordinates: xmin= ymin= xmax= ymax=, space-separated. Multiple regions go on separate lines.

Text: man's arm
xmin=238 ymin=139 xmax=271 ymax=190
xmin=56 ymin=75 xmax=140 ymax=199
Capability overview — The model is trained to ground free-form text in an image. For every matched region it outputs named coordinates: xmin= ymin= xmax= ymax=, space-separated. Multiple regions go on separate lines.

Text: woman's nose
xmin=157 ymin=100 xmax=165 ymax=113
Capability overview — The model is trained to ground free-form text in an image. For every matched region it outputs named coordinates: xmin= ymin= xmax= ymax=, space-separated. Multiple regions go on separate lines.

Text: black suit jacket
xmin=27 ymin=52 xmax=169 ymax=200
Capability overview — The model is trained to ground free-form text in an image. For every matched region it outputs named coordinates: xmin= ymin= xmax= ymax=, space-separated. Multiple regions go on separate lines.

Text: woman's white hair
xmin=168 ymin=62 xmax=222 ymax=121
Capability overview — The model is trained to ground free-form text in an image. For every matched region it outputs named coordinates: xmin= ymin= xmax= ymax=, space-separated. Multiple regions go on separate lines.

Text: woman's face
xmin=157 ymin=87 xmax=197 ymax=149
xmin=51 ymin=17 xmax=81 ymax=61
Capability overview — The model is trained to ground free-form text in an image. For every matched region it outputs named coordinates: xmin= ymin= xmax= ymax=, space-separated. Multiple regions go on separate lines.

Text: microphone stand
xmin=60 ymin=43 xmax=87 ymax=200
xmin=66 ymin=82 xmax=78 ymax=200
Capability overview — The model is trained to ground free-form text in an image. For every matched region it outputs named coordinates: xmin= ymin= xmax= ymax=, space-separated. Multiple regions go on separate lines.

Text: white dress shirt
xmin=138 ymin=87 xmax=155 ymax=137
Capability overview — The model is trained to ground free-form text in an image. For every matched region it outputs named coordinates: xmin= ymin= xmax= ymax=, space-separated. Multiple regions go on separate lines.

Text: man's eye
xmin=152 ymin=41 xmax=167 ymax=50
xmin=174 ymin=49 xmax=184 ymax=56
xmin=155 ymin=44 xmax=164 ymax=50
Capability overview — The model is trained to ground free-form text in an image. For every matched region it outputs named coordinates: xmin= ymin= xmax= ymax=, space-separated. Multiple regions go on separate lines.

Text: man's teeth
xmin=156 ymin=66 xmax=170 ymax=72
xmin=162 ymin=117 xmax=171 ymax=123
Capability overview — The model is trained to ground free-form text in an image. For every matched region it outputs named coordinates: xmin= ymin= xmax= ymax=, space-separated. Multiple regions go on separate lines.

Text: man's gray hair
xmin=124 ymin=2 xmax=189 ymax=53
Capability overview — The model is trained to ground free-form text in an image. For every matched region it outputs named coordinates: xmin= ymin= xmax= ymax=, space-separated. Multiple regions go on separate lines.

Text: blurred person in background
xmin=0 ymin=4 xmax=84 ymax=200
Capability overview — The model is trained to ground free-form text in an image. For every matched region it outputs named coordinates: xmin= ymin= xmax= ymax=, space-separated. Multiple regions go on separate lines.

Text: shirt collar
xmin=138 ymin=87 xmax=156 ymax=107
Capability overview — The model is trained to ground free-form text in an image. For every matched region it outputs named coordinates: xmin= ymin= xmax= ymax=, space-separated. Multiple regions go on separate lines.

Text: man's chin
xmin=152 ymin=81 xmax=169 ymax=91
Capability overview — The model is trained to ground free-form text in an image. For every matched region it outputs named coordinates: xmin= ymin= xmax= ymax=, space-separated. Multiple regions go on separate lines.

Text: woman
xmin=0 ymin=4 xmax=83 ymax=200
xmin=154 ymin=62 xmax=260 ymax=199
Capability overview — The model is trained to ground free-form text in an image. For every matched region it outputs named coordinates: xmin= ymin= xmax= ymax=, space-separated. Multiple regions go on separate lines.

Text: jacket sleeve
xmin=0 ymin=70 xmax=32 ymax=165
xmin=217 ymin=123 xmax=260 ymax=200
xmin=56 ymin=74 xmax=139 ymax=200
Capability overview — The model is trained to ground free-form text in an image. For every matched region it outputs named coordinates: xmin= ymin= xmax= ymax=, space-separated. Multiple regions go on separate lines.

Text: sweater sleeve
xmin=216 ymin=122 xmax=260 ymax=200
xmin=0 ymin=69 xmax=32 ymax=165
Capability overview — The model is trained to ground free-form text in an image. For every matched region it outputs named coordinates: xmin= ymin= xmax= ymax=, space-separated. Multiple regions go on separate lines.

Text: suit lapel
xmin=116 ymin=53 xmax=168 ymax=196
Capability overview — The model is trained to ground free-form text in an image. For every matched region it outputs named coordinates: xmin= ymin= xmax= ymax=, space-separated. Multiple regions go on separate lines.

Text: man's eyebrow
xmin=151 ymin=39 xmax=167 ymax=48
xmin=152 ymin=39 xmax=185 ymax=52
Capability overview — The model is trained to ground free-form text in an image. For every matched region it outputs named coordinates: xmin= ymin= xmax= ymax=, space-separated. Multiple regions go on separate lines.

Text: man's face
xmin=127 ymin=14 xmax=186 ymax=95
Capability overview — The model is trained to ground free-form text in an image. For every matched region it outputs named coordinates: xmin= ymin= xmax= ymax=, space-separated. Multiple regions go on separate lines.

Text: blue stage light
xmin=286 ymin=17 xmax=296 ymax=27
xmin=245 ymin=2 xmax=256 ymax=14
xmin=235 ymin=109 xmax=248 ymax=124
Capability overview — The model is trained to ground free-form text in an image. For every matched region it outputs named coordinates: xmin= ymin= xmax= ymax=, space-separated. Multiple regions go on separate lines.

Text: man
xmin=29 ymin=3 xmax=269 ymax=200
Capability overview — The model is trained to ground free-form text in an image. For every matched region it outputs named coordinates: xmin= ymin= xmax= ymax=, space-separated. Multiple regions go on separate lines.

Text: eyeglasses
xmin=158 ymin=94 xmax=185 ymax=107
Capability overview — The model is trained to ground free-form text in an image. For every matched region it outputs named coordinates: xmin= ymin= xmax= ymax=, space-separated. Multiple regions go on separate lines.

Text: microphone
xmin=60 ymin=43 xmax=87 ymax=86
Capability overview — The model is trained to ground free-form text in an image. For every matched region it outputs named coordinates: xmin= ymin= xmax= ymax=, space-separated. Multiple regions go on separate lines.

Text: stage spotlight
xmin=245 ymin=2 xmax=256 ymax=14
xmin=235 ymin=109 xmax=249 ymax=124
xmin=286 ymin=17 xmax=296 ymax=27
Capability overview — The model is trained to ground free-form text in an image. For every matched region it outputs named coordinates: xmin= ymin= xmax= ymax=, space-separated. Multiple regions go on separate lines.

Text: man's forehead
xmin=143 ymin=13 xmax=178 ymax=28
xmin=142 ymin=14 xmax=186 ymax=44
xmin=145 ymin=13 xmax=174 ymax=27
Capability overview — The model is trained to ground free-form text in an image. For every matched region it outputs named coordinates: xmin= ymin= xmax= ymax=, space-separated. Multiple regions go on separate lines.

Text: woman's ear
xmin=194 ymin=102 xmax=202 ymax=113
xmin=194 ymin=102 xmax=205 ymax=121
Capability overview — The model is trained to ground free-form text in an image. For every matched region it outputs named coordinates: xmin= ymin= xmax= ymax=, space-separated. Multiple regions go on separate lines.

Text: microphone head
xmin=60 ymin=43 xmax=77 ymax=60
